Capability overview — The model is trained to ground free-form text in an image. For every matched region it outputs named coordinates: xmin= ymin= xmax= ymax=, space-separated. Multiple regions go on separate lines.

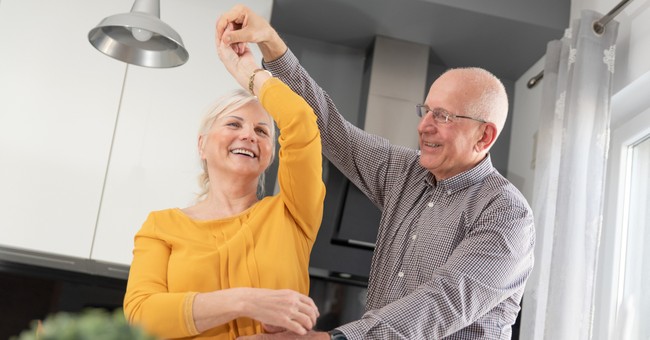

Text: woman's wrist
xmin=249 ymin=68 xmax=272 ymax=96
xmin=231 ymin=287 xmax=253 ymax=318
xmin=193 ymin=290 xmax=242 ymax=332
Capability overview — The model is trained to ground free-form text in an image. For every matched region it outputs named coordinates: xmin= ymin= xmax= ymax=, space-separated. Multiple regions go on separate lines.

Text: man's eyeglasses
xmin=416 ymin=104 xmax=487 ymax=124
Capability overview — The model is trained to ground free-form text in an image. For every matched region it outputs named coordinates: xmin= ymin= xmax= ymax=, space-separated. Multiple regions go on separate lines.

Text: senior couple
xmin=122 ymin=4 xmax=535 ymax=340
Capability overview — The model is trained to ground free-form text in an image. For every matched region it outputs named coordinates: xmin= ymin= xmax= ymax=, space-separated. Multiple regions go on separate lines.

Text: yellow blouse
xmin=123 ymin=79 xmax=325 ymax=339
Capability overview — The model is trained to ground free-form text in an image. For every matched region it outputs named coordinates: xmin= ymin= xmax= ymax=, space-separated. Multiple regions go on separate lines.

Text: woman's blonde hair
xmin=196 ymin=89 xmax=276 ymax=201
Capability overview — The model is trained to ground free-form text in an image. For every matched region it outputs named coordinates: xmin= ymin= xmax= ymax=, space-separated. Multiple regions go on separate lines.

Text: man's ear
xmin=475 ymin=123 xmax=498 ymax=152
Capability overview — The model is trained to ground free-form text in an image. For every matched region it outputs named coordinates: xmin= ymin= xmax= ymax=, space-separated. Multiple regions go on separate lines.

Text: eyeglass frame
xmin=416 ymin=104 xmax=488 ymax=124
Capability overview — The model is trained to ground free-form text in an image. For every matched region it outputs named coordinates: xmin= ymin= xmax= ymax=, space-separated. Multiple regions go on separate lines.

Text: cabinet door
xmin=0 ymin=0 xmax=130 ymax=263
xmin=90 ymin=0 xmax=273 ymax=269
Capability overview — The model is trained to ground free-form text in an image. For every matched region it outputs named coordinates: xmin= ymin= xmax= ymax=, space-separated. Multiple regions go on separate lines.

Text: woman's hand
xmin=243 ymin=288 xmax=320 ymax=335
xmin=192 ymin=288 xmax=319 ymax=335
xmin=216 ymin=23 xmax=258 ymax=90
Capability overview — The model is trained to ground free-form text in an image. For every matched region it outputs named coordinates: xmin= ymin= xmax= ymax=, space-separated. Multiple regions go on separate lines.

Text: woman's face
xmin=200 ymin=101 xmax=274 ymax=181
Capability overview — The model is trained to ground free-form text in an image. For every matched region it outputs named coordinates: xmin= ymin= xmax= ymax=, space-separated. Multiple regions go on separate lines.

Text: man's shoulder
xmin=478 ymin=172 xmax=531 ymax=210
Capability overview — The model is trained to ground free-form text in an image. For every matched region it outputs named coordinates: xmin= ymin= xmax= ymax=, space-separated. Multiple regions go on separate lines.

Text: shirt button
xmin=447 ymin=190 xmax=452 ymax=195
xmin=398 ymin=272 xmax=404 ymax=278
xmin=427 ymin=202 xmax=433 ymax=207
xmin=412 ymin=234 xmax=417 ymax=240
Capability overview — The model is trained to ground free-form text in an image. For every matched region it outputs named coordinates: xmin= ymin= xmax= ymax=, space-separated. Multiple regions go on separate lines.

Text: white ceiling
xmin=270 ymin=0 xmax=571 ymax=81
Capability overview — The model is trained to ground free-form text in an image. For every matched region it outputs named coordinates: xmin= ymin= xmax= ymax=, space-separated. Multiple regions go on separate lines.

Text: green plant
xmin=11 ymin=308 xmax=158 ymax=340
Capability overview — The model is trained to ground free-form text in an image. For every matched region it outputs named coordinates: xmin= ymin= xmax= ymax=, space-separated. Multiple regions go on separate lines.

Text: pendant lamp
xmin=88 ymin=0 xmax=189 ymax=68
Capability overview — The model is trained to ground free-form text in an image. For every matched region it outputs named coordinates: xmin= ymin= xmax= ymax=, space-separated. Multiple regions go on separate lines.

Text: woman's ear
xmin=198 ymin=135 xmax=206 ymax=160
xmin=475 ymin=122 xmax=498 ymax=152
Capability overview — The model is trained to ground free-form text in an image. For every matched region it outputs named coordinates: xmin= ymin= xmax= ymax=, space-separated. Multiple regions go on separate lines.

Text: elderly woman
xmin=123 ymin=22 xmax=325 ymax=340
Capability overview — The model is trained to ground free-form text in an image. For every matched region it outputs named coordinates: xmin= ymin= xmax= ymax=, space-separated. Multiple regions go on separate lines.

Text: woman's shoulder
xmin=147 ymin=207 xmax=182 ymax=217
xmin=143 ymin=208 xmax=187 ymax=226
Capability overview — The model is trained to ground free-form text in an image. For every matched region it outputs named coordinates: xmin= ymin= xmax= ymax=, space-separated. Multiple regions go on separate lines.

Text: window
xmin=595 ymin=100 xmax=650 ymax=339
xmin=613 ymin=134 xmax=650 ymax=339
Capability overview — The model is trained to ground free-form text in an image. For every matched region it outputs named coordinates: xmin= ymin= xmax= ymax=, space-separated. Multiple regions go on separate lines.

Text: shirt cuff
xmin=262 ymin=48 xmax=300 ymax=79
xmin=335 ymin=316 xmax=378 ymax=340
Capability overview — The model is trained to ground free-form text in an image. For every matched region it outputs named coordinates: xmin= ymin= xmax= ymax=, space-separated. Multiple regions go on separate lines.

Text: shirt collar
xmin=424 ymin=155 xmax=494 ymax=193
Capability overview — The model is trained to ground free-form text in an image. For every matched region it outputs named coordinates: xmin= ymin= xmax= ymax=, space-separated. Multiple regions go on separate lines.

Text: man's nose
xmin=418 ymin=115 xmax=437 ymax=132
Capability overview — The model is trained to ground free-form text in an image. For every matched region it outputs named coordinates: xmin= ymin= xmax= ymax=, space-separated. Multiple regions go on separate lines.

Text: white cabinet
xmin=0 ymin=0 xmax=272 ymax=277
xmin=0 ymin=0 xmax=131 ymax=267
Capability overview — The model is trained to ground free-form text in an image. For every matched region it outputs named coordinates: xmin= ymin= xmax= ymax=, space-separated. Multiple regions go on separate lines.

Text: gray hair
xmin=443 ymin=67 xmax=509 ymax=136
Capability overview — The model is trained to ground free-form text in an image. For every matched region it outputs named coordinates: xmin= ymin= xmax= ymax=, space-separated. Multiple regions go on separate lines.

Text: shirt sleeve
xmin=263 ymin=51 xmax=413 ymax=210
xmin=258 ymin=78 xmax=326 ymax=242
xmin=123 ymin=213 xmax=200 ymax=339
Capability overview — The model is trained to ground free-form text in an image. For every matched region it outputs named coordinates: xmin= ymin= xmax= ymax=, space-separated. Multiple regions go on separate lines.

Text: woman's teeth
xmin=231 ymin=149 xmax=255 ymax=157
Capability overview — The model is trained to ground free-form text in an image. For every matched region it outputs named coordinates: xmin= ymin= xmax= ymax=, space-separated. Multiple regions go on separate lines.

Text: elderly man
xmin=218 ymin=5 xmax=535 ymax=340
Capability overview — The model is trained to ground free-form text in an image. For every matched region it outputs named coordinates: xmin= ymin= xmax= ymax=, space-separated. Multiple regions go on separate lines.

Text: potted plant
xmin=11 ymin=308 xmax=157 ymax=340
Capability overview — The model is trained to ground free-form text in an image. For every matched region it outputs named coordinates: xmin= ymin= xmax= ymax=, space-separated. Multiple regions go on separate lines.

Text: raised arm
xmin=218 ymin=5 xmax=413 ymax=210
xmin=217 ymin=20 xmax=325 ymax=241
xmin=258 ymin=79 xmax=325 ymax=241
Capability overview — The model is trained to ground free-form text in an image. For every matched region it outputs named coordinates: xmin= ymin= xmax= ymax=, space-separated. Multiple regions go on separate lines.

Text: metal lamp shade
xmin=88 ymin=0 xmax=188 ymax=68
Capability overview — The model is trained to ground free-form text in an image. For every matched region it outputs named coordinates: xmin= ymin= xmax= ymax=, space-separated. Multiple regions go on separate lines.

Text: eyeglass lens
xmin=417 ymin=105 xmax=448 ymax=123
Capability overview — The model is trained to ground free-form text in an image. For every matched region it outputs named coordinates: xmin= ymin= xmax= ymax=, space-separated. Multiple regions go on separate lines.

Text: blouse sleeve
xmin=264 ymin=50 xmax=412 ymax=210
xmin=258 ymin=78 xmax=325 ymax=242
xmin=123 ymin=213 xmax=199 ymax=339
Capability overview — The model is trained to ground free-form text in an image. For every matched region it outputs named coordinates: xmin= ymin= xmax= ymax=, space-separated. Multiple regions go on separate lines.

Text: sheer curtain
xmin=520 ymin=10 xmax=619 ymax=340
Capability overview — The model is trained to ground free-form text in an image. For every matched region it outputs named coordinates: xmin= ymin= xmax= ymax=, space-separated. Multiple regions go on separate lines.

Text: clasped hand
xmin=245 ymin=288 xmax=320 ymax=335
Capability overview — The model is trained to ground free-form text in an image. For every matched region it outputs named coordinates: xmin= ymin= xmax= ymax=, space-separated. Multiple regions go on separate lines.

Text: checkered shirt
xmin=264 ymin=50 xmax=535 ymax=340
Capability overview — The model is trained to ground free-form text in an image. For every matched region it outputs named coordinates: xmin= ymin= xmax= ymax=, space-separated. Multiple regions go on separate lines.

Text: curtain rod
xmin=527 ymin=0 xmax=633 ymax=89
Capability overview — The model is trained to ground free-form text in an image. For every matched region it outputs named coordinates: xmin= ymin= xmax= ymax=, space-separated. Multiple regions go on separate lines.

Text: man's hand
xmin=263 ymin=324 xmax=287 ymax=334
xmin=216 ymin=4 xmax=288 ymax=62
